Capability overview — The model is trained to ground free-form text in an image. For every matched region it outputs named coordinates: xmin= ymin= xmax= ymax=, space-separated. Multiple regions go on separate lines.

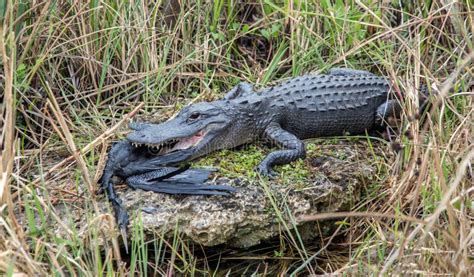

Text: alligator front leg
xmin=257 ymin=123 xmax=306 ymax=177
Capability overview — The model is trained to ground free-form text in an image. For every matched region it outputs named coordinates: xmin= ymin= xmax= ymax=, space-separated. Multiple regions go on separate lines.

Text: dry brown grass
xmin=1 ymin=0 xmax=473 ymax=275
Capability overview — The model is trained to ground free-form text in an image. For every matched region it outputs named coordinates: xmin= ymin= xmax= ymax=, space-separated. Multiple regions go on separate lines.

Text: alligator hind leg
xmin=375 ymin=99 xmax=402 ymax=126
xmin=329 ymin=68 xmax=376 ymax=76
xmin=257 ymin=123 xmax=306 ymax=177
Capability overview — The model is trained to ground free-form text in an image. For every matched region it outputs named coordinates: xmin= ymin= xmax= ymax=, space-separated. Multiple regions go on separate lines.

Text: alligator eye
xmin=188 ymin=112 xmax=201 ymax=121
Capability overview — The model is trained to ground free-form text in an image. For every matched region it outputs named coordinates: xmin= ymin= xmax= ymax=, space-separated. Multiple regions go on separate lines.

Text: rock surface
xmin=116 ymin=139 xmax=378 ymax=248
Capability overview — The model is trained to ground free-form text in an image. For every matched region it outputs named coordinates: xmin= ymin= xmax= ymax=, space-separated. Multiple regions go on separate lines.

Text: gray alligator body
xmin=217 ymin=69 xmax=392 ymax=175
xmin=126 ymin=68 xmax=395 ymax=176
xmin=100 ymin=68 xmax=398 ymax=236
xmin=229 ymin=70 xmax=389 ymax=139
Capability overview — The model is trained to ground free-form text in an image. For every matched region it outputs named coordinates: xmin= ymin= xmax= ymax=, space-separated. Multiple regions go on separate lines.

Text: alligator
xmin=100 ymin=67 xmax=412 ymax=242
xmin=124 ymin=68 xmax=400 ymax=176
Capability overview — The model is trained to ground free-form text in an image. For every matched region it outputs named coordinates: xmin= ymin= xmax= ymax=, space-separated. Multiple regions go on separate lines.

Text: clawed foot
xmin=256 ymin=164 xmax=279 ymax=179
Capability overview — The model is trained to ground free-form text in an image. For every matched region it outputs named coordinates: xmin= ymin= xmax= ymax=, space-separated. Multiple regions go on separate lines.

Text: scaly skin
xmin=100 ymin=67 xmax=438 ymax=246
xmin=125 ymin=68 xmax=396 ymax=177
xmin=100 ymin=68 xmax=400 ymax=243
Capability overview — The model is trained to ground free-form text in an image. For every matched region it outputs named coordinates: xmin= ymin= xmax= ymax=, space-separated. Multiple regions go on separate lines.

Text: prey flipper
xmin=125 ymin=181 xmax=234 ymax=195
xmin=105 ymin=181 xmax=130 ymax=252
xmin=98 ymin=141 xmax=132 ymax=194
xmin=164 ymin=168 xmax=217 ymax=183
xmin=126 ymin=167 xmax=235 ymax=195
xmin=99 ymin=141 xmax=133 ymax=232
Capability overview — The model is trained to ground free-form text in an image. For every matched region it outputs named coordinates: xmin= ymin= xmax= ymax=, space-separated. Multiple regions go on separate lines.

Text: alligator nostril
xmin=140 ymin=134 xmax=146 ymax=138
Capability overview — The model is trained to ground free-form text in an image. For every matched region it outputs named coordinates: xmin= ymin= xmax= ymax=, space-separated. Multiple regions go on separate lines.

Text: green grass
xmin=1 ymin=0 xmax=473 ymax=275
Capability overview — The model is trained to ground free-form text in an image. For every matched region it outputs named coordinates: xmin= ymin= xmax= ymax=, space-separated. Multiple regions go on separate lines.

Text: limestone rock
xmin=117 ymin=140 xmax=376 ymax=248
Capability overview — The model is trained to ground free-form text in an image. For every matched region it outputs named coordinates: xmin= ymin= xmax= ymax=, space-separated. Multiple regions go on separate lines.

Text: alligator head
xmin=127 ymin=100 xmax=255 ymax=162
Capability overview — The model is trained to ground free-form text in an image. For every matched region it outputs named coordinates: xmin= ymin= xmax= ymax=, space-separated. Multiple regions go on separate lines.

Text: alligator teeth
xmin=136 ymin=138 xmax=182 ymax=155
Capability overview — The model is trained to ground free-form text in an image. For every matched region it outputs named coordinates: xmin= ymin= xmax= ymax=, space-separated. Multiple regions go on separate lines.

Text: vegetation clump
xmin=0 ymin=1 xmax=472 ymax=275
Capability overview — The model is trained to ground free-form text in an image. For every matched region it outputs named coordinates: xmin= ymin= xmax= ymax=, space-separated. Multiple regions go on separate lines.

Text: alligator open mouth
xmin=131 ymin=130 xmax=206 ymax=156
